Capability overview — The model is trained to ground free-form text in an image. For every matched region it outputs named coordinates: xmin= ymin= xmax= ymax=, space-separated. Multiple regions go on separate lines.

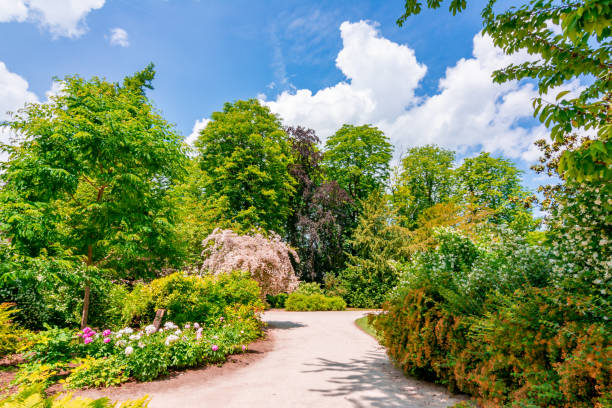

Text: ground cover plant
xmin=0 ymin=384 xmax=151 ymax=408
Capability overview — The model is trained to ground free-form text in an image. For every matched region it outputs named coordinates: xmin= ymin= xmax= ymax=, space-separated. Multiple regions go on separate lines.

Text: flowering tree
xmin=200 ymin=229 xmax=299 ymax=296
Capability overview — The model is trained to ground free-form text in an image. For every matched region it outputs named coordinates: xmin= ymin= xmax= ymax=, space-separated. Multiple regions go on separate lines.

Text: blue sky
xmin=0 ymin=0 xmax=573 ymax=192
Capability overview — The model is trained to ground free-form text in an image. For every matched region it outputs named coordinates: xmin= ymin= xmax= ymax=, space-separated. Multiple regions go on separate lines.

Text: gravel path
xmin=79 ymin=310 xmax=466 ymax=407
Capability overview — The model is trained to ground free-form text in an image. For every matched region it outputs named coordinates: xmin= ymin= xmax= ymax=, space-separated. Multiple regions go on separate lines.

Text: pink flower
xmin=242 ymin=345 xmax=247 ymax=351
xmin=103 ymin=337 xmax=111 ymax=343
xmin=102 ymin=329 xmax=112 ymax=337
xmin=76 ymin=333 xmax=83 ymax=337
xmin=219 ymin=317 xmax=224 ymax=322
xmin=84 ymin=337 xmax=93 ymax=344
xmin=211 ymin=345 xmax=218 ymax=351
xmin=83 ymin=327 xmax=92 ymax=334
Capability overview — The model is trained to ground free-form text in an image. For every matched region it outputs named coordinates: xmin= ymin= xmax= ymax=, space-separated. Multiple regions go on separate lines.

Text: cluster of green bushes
xmin=277 ymin=282 xmax=346 ymax=311
xmin=373 ymin=228 xmax=611 ymax=407
xmin=285 ymin=293 xmax=346 ymax=311
xmin=121 ymin=271 xmax=263 ymax=327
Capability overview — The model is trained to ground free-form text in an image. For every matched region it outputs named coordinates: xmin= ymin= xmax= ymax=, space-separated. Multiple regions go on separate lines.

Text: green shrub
xmin=26 ymin=327 xmax=77 ymax=364
xmin=294 ymin=282 xmax=324 ymax=296
xmin=374 ymin=228 xmax=611 ymax=407
xmin=121 ymin=271 xmax=263 ymax=326
xmin=266 ymin=293 xmax=288 ymax=308
xmin=65 ymin=356 xmax=129 ymax=389
xmin=285 ymin=293 xmax=346 ymax=311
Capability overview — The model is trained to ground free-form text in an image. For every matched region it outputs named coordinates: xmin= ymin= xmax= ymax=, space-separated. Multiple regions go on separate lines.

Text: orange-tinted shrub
xmin=374 ymin=287 xmax=611 ymax=407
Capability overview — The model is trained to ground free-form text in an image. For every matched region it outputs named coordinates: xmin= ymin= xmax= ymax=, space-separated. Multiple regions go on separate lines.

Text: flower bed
xmin=15 ymin=305 xmax=263 ymax=390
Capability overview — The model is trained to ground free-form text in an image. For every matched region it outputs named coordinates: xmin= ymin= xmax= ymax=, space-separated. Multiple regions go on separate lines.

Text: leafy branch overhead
xmin=398 ymin=0 xmax=611 ymax=182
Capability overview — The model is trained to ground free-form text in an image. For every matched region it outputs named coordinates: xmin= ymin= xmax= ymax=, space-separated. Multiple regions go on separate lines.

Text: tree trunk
xmin=80 ymin=284 xmax=90 ymax=329
xmin=80 ymin=244 xmax=93 ymax=329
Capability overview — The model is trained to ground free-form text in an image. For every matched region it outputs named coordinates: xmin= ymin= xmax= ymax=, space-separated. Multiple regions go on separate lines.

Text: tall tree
xmin=456 ymin=152 xmax=535 ymax=229
xmin=284 ymin=126 xmax=353 ymax=281
xmin=323 ymin=124 xmax=393 ymax=225
xmin=340 ymin=192 xmax=409 ymax=308
xmin=0 ymin=64 xmax=188 ymax=327
xmin=195 ymin=99 xmax=295 ymax=234
xmin=285 ymin=126 xmax=323 ymax=248
xmin=397 ymin=0 xmax=611 ymax=183
xmin=393 ymin=144 xmax=456 ymax=228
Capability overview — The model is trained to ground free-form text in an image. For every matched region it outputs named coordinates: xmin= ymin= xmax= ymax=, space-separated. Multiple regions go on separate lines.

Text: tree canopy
xmin=195 ymin=99 xmax=296 ymax=234
xmin=0 ymin=64 xmax=188 ymax=326
xmin=323 ymin=124 xmax=393 ymax=204
xmin=394 ymin=145 xmax=456 ymax=228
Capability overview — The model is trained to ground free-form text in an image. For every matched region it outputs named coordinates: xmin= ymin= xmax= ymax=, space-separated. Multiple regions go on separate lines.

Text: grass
xmin=355 ymin=315 xmax=378 ymax=339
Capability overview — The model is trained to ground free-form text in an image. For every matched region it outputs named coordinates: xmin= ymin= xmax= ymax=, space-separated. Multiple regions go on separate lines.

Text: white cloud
xmin=108 ymin=27 xmax=129 ymax=47
xmin=0 ymin=0 xmax=105 ymax=38
xmin=263 ymin=20 xmax=582 ymax=163
xmin=265 ymin=20 xmax=427 ymax=139
xmin=185 ymin=118 xmax=210 ymax=146
xmin=0 ymin=0 xmax=28 ymax=22
xmin=0 ymin=61 xmax=40 ymax=161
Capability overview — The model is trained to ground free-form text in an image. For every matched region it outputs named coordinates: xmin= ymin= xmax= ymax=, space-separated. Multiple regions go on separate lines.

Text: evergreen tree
xmin=340 ymin=192 xmax=409 ymax=308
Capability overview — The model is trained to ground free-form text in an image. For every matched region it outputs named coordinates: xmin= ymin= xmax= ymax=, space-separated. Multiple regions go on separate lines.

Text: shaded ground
xmin=77 ymin=311 xmax=467 ymax=407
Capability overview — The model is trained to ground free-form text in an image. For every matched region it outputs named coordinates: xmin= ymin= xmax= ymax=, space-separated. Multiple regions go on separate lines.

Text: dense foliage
xmin=195 ymin=99 xmax=295 ymax=234
xmin=340 ymin=193 xmax=409 ymax=308
xmin=120 ymin=271 xmax=264 ymax=328
xmin=373 ymin=229 xmax=611 ymax=407
xmin=285 ymin=293 xmax=346 ymax=311
xmin=0 ymin=65 xmax=188 ymax=327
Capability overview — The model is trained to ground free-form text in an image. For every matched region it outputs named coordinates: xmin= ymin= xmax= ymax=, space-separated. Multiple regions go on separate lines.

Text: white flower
xmin=194 ymin=323 xmax=200 ymax=329
xmin=184 ymin=323 xmax=191 ymax=329
xmin=116 ymin=340 xmax=127 ymax=347
xmin=138 ymin=342 xmax=145 ymax=348
xmin=174 ymin=329 xmax=182 ymax=336
xmin=144 ymin=325 xmax=157 ymax=335
xmin=164 ymin=334 xmax=179 ymax=346
xmin=164 ymin=321 xmax=178 ymax=330
xmin=158 ymin=328 xmax=164 ymax=333
xmin=129 ymin=334 xmax=141 ymax=341
xmin=125 ymin=346 xmax=134 ymax=355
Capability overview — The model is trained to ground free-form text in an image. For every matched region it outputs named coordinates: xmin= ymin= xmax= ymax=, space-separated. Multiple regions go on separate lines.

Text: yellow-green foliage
xmin=285 ymin=293 xmax=346 ymax=311
xmin=0 ymin=303 xmax=29 ymax=357
xmin=121 ymin=271 xmax=264 ymax=326
xmin=0 ymin=384 xmax=149 ymax=407
xmin=64 ymin=356 xmax=129 ymax=389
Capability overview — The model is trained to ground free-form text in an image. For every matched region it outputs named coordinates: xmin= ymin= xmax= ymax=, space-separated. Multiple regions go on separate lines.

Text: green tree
xmin=393 ymin=144 xmax=456 ymax=228
xmin=0 ymin=64 xmax=188 ymax=327
xmin=456 ymin=152 xmax=535 ymax=229
xmin=340 ymin=192 xmax=409 ymax=308
xmin=195 ymin=99 xmax=295 ymax=234
xmin=323 ymin=124 xmax=393 ymax=203
xmin=397 ymin=0 xmax=611 ymax=183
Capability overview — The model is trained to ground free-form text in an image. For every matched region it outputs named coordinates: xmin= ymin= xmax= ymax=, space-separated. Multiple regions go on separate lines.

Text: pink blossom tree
xmin=200 ymin=229 xmax=299 ymax=296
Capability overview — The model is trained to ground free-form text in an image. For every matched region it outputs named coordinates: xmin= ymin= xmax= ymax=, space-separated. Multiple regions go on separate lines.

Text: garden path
xmin=79 ymin=310 xmax=467 ymax=407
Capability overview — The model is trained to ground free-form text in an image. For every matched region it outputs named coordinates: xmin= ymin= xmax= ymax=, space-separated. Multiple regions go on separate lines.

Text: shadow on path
xmin=266 ymin=320 xmax=307 ymax=330
xmin=302 ymin=352 xmax=462 ymax=408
